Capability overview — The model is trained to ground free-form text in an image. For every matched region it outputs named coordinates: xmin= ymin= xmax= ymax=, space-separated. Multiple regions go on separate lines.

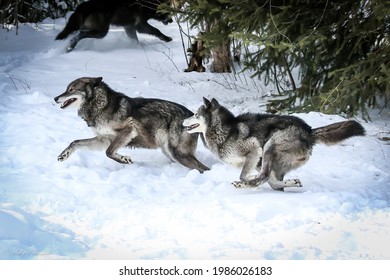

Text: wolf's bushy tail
xmin=313 ymin=120 xmax=365 ymax=145
xmin=55 ymin=12 xmax=82 ymax=40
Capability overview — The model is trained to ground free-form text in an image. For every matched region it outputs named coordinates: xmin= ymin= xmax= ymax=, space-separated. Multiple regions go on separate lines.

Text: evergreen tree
xmin=1 ymin=0 xmax=78 ymax=29
xmin=171 ymin=0 xmax=390 ymax=118
xmin=168 ymin=0 xmax=233 ymax=73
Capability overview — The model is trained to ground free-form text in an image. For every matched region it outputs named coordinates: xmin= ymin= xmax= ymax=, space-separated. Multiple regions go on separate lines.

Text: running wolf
xmin=55 ymin=0 xmax=172 ymax=52
xmin=183 ymin=98 xmax=365 ymax=190
xmin=54 ymin=77 xmax=209 ymax=173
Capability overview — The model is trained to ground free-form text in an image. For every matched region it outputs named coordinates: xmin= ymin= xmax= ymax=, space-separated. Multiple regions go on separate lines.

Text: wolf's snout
xmin=54 ymin=93 xmax=78 ymax=109
xmin=184 ymin=123 xmax=199 ymax=131
xmin=183 ymin=117 xmax=200 ymax=132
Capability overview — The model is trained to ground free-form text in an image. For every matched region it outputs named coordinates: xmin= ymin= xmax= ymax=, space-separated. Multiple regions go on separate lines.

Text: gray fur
xmin=54 ymin=77 xmax=209 ymax=173
xmin=183 ymin=98 xmax=365 ymax=191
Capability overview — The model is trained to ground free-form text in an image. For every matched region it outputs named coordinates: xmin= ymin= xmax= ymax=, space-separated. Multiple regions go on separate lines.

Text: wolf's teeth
xmin=185 ymin=123 xmax=200 ymax=131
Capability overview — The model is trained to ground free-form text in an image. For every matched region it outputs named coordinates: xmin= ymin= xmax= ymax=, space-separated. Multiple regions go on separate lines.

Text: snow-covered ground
xmin=0 ymin=17 xmax=389 ymax=260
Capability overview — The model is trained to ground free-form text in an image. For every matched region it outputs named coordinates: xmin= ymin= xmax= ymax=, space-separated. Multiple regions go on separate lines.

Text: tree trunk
xmin=211 ymin=40 xmax=231 ymax=73
xmin=14 ymin=0 xmax=19 ymax=34
xmin=206 ymin=18 xmax=232 ymax=73
xmin=184 ymin=33 xmax=206 ymax=72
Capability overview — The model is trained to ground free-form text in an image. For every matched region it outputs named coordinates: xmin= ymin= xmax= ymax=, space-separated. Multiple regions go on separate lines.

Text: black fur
xmin=56 ymin=0 xmax=172 ymax=52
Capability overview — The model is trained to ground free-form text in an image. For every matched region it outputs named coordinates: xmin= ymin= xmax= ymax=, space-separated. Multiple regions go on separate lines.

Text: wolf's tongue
xmin=61 ymin=98 xmax=76 ymax=109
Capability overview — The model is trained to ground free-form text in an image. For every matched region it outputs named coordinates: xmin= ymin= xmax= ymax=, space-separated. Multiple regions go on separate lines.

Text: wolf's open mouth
xmin=185 ymin=123 xmax=199 ymax=131
xmin=60 ymin=98 xmax=77 ymax=109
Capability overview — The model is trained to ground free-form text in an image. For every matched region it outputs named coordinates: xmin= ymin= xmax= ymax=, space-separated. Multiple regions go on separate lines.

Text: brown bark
xmin=184 ymin=34 xmax=206 ymax=72
xmin=212 ymin=40 xmax=231 ymax=73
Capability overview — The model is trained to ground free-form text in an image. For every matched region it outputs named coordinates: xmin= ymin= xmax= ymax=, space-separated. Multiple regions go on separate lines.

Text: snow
xmin=0 ymin=18 xmax=389 ymax=260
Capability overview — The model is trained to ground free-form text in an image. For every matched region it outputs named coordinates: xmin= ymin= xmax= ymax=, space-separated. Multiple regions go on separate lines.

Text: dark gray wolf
xmin=54 ymin=77 xmax=209 ymax=173
xmin=183 ymin=98 xmax=365 ymax=190
xmin=55 ymin=0 xmax=172 ymax=52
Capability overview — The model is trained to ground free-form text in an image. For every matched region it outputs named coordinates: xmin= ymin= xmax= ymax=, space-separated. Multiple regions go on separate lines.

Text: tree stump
xmin=184 ymin=34 xmax=206 ymax=72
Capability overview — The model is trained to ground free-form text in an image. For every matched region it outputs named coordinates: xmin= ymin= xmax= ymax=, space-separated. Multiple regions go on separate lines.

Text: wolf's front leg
xmin=58 ymin=137 xmax=109 ymax=161
xmin=105 ymin=127 xmax=137 ymax=164
xmin=233 ymin=149 xmax=262 ymax=188
xmin=233 ymin=173 xmax=268 ymax=189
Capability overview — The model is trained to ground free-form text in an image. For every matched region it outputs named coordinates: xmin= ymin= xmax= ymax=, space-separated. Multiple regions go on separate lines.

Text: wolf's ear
xmin=91 ymin=77 xmax=103 ymax=87
xmin=84 ymin=77 xmax=102 ymax=98
xmin=203 ymin=97 xmax=211 ymax=108
xmin=211 ymin=98 xmax=219 ymax=107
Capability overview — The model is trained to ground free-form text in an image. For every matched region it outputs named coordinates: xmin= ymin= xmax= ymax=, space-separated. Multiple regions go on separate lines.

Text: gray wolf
xmin=55 ymin=0 xmax=172 ymax=52
xmin=183 ymin=98 xmax=365 ymax=190
xmin=54 ymin=77 xmax=209 ymax=173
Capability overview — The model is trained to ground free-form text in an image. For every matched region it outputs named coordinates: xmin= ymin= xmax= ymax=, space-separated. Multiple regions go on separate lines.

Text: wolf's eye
xmin=68 ymin=87 xmax=75 ymax=92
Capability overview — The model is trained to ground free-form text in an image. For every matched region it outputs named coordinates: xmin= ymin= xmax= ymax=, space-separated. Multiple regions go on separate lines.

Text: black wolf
xmin=183 ymin=98 xmax=365 ymax=190
xmin=55 ymin=0 xmax=172 ymax=52
xmin=54 ymin=77 xmax=209 ymax=173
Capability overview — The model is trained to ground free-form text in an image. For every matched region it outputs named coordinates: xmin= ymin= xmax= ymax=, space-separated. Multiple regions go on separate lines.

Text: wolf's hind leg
xmin=267 ymin=172 xmax=302 ymax=191
xmin=136 ymin=22 xmax=172 ymax=42
xmin=124 ymin=25 xmax=138 ymax=41
xmin=266 ymin=145 xmax=310 ymax=190
xmin=58 ymin=137 xmax=109 ymax=161
xmin=166 ymin=133 xmax=209 ymax=173
xmin=173 ymin=152 xmax=210 ymax=173
xmin=236 ymin=133 xmax=310 ymax=191
xmin=168 ymin=144 xmax=210 ymax=173
xmin=67 ymin=27 xmax=109 ymax=52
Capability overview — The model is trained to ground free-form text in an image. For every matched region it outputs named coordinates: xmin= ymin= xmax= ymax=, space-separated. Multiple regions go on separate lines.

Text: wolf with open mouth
xmin=183 ymin=97 xmax=365 ymax=190
xmin=54 ymin=77 xmax=209 ymax=173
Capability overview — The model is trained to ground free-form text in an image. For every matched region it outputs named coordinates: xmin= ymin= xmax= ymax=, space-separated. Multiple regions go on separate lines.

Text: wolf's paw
xmin=291 ymin=179 xmax=302 ymax=188
xmin=282 ymin=178 xmax=302 ymax=188
xmin=66 ymin=47 xmax=74 ymax=53
xmin=120 ymin=155 xmax=133 ymax=164
xmin=58 ymin=150 xmax=70 ymax=161
xmin=232 ymin=180 xmax=252 ymax=189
